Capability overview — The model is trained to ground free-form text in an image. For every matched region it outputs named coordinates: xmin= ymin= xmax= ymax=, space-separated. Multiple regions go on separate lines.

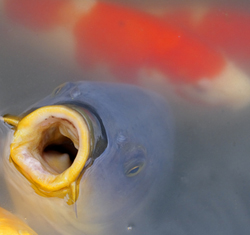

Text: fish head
xmin=2 ymin=82 xmax=174 ymax=235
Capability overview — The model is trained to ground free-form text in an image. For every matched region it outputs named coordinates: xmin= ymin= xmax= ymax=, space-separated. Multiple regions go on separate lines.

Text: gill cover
xmin=3 ymin=104 xmax=107 ymax=205
xmin=0 ymin=207 xmax=37 ymax=235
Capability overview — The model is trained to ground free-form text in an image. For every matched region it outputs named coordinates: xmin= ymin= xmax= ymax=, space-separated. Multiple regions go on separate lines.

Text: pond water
xmin=1 ymin=0 xmax=250 ymax=234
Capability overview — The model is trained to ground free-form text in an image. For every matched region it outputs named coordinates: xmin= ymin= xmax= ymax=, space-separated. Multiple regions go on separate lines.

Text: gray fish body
xmin=3 ymin=82 xmax=174 ymax=235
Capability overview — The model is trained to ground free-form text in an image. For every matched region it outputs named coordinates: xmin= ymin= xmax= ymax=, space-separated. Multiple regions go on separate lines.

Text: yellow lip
xmin=0 ymin=207 xmax=38 ymax=235
xmin=3 ymin=105 xmax=92 ymax=204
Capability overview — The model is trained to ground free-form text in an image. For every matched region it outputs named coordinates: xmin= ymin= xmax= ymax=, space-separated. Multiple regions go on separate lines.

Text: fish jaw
xmin=4 ymin=105 xmax=92 ymax=204
xmin=0 ymin=207 xmax=38 ymax=235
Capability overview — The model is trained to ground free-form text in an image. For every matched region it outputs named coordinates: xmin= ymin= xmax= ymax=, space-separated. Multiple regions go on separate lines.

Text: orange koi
xmin=74 ymin=2 xmax=225 ymax=83
xmin=3 ymin=0 xmax=250 ymax=108
xmin=159 ymin=6 xmax=250 ymax=62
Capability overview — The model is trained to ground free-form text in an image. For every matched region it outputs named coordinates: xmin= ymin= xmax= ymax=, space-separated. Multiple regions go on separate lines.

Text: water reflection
xmin=1 ymin=0 xmax=250 ymax=234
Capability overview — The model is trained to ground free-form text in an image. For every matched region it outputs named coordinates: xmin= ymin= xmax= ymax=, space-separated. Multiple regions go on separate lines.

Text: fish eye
xmin=126 ymin=164 xmax=144 ymax=177
xmin=124 ymin=147 xmax=146 ymax=177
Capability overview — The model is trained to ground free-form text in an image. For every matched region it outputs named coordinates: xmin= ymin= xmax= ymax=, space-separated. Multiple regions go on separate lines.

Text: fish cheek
xmin=73 ymin=146 xmax=148 ymax=221
xmin=92 ymin=146 xmax=154 ymax=223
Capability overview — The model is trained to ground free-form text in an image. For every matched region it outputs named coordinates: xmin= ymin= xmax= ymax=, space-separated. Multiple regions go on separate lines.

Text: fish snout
xmin=2 ymin=104 xmax=107 ymax=204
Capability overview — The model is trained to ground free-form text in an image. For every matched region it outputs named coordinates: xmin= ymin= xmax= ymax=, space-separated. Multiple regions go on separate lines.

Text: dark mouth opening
xmin=40 ymin=118 xmax=79 ymax=174
xmin=43 ymin=137 xmax=78 ymax=163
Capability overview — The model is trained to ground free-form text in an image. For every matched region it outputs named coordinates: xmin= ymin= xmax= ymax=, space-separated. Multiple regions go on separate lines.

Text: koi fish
xmin=1 ymin=82 xmax=174 ymax=235
xmin=157 ymin=6 xmax=250 ymax=62
xmin=2 ymin=0 xmax=250 ymax=109
xmin=0 ymin=207 xmax=37 ymax=235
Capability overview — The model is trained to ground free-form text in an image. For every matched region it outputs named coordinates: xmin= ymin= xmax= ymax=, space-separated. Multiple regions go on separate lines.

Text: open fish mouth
xmin=3 ymin=105 xmax=107 ymax=204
